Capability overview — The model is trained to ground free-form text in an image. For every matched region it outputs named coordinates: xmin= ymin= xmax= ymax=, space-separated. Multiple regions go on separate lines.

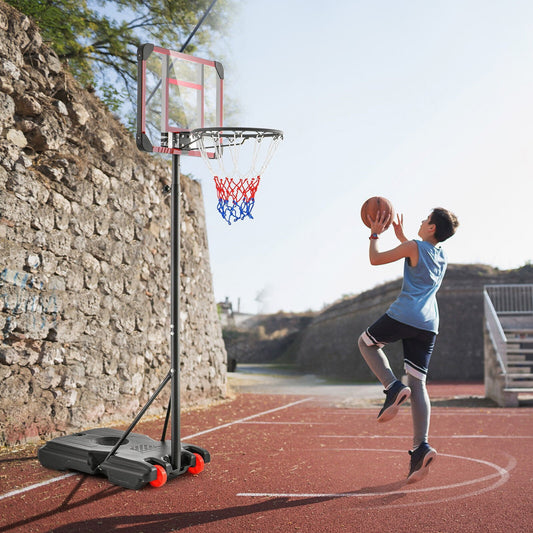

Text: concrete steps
xmin=504 ymin=329 xmax=533 ymax=383
xmin=484 ymin=288 xmax=533 ymax=406
xmin=507 ymin=347 xmax=533 ymax=353
xmin=503 ymin=329 xmax=533 ymax=393
xmin=507 ymin=366 xmax=533 ymax=374
xmin=506 ymin=373 xmax=533 ymax=388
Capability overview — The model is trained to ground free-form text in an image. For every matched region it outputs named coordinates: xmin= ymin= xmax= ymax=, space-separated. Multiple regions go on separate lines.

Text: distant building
xmin=217 ymin=297 xmax=254 ymax=328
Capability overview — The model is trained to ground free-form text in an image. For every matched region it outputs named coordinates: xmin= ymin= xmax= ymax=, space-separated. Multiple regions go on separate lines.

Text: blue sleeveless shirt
xmin=386 ymin=240 xmax=447 ymax=333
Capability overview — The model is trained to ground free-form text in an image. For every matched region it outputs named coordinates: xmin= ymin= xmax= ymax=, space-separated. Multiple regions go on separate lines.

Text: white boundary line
xmin=237 ymin=449 xmax=516 ymax=503
xmin=319 ymin=434 xmax=533 ymax=439
xmin=241 ymin=421 xmax=335 ymax=425
xmin=0 ymin=473 xmax=75 ymax=502
xmin=0 ymin=397 xmax=312 ymax=503
xmin=321 ymin=409 xmax=533 ymax=417
xmin=182 ymin=397 xmax=312 ymax=439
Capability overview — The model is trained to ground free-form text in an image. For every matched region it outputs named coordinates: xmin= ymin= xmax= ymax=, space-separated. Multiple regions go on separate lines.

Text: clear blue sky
xmin=186 ymin=0 xmax=533 ymax=314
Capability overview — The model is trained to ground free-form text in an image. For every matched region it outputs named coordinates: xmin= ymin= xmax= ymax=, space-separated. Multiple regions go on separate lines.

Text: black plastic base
xmin=38 ymin=428 xmax=210 ymax=490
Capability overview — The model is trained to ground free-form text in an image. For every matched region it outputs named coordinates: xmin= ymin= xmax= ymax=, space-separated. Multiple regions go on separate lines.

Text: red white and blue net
xmin=191 ymin=128 xmax=283 ymax=224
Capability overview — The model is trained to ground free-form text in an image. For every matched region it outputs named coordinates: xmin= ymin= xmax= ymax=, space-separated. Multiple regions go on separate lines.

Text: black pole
xmin=102 ymin=371 xmax=172 ymax=464
xmin=180 ymin=0 xmax=219 ymax=53
xmin=170 ymin=153 xmax=181 ymax=470
xmin=161 ymin=396 xmax=171 ymax=442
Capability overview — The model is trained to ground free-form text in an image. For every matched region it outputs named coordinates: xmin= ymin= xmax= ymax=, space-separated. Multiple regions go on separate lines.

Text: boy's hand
xmin=392 ymin=214 xmax=408 ymax=243
xmin=367 ymin=210 xmax=391 ymax=235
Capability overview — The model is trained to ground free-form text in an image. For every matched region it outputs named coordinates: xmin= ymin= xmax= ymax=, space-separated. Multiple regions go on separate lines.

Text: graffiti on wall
xmin=0 ymin=267 xmax=59 ymax=336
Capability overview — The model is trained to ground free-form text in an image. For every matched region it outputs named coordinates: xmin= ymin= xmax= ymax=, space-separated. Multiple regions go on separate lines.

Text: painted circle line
xmin=237 ymin=448 xmax=516 ymax=502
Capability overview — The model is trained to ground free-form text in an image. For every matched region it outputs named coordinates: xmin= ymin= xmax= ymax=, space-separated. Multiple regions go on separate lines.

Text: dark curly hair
xmin=430 ymin=208 xmax=459 ymax=242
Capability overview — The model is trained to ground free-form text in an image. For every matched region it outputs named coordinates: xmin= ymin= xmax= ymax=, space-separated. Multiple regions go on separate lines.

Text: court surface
xmin=1 ymin=381 xmax=532 ymax=532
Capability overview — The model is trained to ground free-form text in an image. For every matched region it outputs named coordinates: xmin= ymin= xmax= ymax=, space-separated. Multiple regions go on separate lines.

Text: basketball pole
xmin=170 ymin=153 xmax=181 ymax=471
xmin=169 ymin=0 xmax=218 ymax=470
xmin=96 ymin=153 xmax=182 ymax=471
xmin=103 ymin=0 xmax=222 ymax=473
xmin=161 ymin=0 xmax=223 ymax=475
xmin=180 ymin=0 xmax=219 ymax=53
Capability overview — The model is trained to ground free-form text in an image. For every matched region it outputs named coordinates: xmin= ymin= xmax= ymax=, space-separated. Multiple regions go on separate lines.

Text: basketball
xmin=361 ymin=196 xmax=395 ymax=229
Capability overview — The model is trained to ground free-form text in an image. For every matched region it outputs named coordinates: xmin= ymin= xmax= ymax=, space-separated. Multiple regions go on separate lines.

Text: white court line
xmin=318 ymin=434 xmax=533 ymax=439
xmin=183 ymin=397 xmax=312 ymax=439
xmin=428 ymin=411 xmax=533 ymax=416
xmin=323 ymin=409 xmax=533 ymax=417
xmin=0 ymin=397 xmax=312 ymax=502
xmin=241 ymin=421 xmax=335 ymax=425
xmin=0 ymin=473 xmax=75 ymax=502
xmin=237 ymin=449 xmax=515 ymax=501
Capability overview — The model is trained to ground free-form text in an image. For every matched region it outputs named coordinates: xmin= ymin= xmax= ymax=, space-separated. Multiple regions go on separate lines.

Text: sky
xmin=183 ymin=0 xmax=533 ymax=314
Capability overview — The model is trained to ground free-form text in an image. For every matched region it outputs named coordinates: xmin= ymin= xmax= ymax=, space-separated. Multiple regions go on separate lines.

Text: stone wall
xmin=294 ymin=264 xmax=533 ymax=382
xmin=294 ymin=279 xmax=404 ymax=380
xmin=0 ymin=1 xmax=226 ymax=446
xmin=223 ymin=312 xmax=316 ymax=364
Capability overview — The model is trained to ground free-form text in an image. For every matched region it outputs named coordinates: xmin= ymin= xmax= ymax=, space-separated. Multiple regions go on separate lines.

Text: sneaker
xmin=407 ymin=442 xmax=437 ymax=484
xmin=377 ymin=380 xmax=411 ymax=422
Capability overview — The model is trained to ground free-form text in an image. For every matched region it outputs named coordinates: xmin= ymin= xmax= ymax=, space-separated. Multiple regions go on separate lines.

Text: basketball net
xmin=191 ymin=128 xmax=283 ymax=224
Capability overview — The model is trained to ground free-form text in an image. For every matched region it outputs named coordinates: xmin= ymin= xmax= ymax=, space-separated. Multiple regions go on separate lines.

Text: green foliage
xmin=99 ymin=82 xmax=126 ymax=113
xmin=6 ymin=0 xmax=234 ymax=120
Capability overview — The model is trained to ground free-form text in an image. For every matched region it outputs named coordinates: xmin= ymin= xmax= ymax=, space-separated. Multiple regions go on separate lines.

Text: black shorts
xmin=361 ymin=313 xmax=436 ymax=380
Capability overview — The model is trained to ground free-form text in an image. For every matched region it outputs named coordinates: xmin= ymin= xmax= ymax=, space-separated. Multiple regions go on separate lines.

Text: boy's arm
xmin=369 ymin=239 xmax=417 ymax=266
xmin=367 ymin=211 xmax=418 ymax=266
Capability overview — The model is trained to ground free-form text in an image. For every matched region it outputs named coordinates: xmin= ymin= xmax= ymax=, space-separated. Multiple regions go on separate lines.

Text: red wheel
xmin=149 ymin=464 xmax=167 ymax=487
xmin=188 ymin=453 xmax=205 ymax=475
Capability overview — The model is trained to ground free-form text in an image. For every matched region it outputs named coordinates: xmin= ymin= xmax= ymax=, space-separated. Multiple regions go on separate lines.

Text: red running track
xmin=0 ymin=384 xmax=532 ymax=533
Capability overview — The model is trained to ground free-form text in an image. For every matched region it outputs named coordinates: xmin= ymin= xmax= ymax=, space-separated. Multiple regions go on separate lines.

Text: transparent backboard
xmin=136 ymin=43 xmax=224 ymax=157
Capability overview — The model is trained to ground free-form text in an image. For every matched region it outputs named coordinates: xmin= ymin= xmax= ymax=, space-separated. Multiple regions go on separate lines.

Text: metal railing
xmin=485 ymin=284 xmax=533 ymax=315
xmin=483 ymin=289 xmax=508 ymax=380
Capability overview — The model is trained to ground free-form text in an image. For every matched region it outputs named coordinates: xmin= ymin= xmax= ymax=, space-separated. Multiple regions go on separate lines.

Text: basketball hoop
xmin=190 ymin=127 xmax=283 ymax=224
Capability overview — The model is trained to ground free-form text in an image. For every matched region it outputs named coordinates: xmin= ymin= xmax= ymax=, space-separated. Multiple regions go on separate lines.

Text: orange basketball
xmin=361 ymin=196 xmax=395 ymax=229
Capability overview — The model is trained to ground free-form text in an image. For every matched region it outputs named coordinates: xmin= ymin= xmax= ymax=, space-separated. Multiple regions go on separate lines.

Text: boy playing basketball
xmin=359 ymin=207 xmax=459 ymax=483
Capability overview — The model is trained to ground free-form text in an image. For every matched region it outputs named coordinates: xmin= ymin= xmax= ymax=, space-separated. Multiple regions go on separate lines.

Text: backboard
xmin=136 ymin=43 xmax=224 ymax=157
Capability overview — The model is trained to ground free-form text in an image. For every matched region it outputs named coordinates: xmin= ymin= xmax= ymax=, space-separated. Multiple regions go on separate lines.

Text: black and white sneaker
xmin=407 ymin=442 xmax=437 ymax=484
xmin=377 ymin=380 xmax=411 ymax=422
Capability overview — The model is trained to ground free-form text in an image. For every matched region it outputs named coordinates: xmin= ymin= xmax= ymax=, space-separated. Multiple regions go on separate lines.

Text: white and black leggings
xmin=358 ymin=313 xmax=436 ymax=448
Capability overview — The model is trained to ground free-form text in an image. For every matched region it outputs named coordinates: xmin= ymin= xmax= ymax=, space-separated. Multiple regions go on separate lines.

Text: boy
xmin=358 ymin=207 xmax=459 ymax=483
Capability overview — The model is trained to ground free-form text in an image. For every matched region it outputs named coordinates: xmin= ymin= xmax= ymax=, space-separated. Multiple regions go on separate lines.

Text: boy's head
xmin=429 ymin=208 xmax=459 ymax=242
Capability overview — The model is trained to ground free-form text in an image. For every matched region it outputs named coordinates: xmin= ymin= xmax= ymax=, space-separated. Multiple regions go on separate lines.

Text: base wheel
xmin=149 ymin=464 xmax=167 ymax=487
xmin=188 ymin=453 xmax=205 ymax=475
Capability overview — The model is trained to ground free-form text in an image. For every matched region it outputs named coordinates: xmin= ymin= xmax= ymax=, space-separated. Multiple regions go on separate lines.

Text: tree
xmin=7 ymin=0 xmax=234 ymax=122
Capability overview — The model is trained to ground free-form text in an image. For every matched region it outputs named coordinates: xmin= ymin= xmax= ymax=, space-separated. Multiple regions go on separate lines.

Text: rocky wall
xmin=0 ymin=1 xmax=226 ymax=446
xmin=223 ymin=312 xmax=316 ymax=364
